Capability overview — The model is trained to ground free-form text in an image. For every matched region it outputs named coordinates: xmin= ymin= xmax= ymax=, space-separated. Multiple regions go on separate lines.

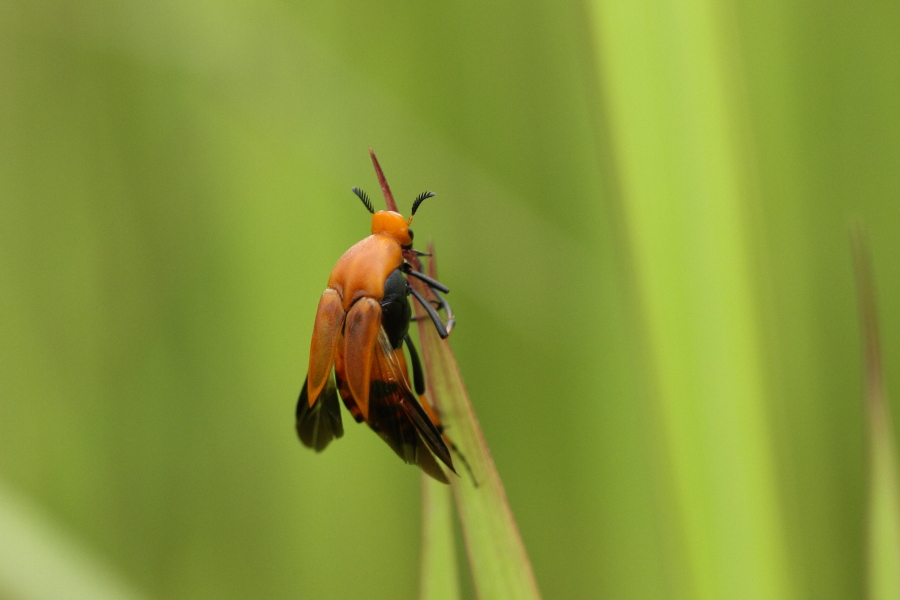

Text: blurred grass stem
xmin=851 ymin=226 xmax=900 ymax=600
xmin=412 ymin=245 xmax=542 ymax=600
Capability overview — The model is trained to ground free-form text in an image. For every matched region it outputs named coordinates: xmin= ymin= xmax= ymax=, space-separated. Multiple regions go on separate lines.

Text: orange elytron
xmin=295 ymin=149 xmax=457 ymax=483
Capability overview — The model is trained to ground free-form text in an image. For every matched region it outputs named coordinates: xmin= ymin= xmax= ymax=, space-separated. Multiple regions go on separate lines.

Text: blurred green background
xmin=1 ymin=0 xmax=899 ymax=599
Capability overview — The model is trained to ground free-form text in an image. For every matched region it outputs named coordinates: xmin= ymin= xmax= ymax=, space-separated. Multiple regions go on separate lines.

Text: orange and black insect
xmin=295 ymin=149 xmax=457 ymax=483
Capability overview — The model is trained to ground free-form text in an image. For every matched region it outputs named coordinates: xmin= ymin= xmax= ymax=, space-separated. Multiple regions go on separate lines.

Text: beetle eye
xmin=408 ymin=228 xmax=414 ymax=241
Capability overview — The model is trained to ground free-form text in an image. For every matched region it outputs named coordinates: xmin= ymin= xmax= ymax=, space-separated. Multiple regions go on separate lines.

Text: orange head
xmin=371 ymin=210 xmax=412 ymax=247
xmin=352 ymin=186 xmax=435 ymax=250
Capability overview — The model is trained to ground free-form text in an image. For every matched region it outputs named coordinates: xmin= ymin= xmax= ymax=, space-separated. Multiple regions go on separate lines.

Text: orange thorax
xmin=327 ymin=233 xmax=403 ymax=311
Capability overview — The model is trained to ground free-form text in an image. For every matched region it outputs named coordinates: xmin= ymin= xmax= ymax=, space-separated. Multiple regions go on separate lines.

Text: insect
xmin=295 ymin=149 xmax=457 ymax=483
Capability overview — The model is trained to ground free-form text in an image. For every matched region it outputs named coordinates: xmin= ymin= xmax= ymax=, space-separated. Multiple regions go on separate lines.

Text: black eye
xmin=408 ymin=228 xmax=414 ymax=241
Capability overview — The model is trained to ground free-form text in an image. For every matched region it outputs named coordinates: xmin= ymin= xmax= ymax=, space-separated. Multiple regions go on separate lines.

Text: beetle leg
xmin=408 ymin=305 xmax=439 ymax=322
xmin=402 ymin=264 xmax=450 ymax=294
xmin=409 ymin=285 xmax=448 ymax=338
xmin=404 ymin=334 xmax=426 ymax=396
xmin=407 ymin=286 xmax=454 ymax=334
xmin=445 ymin=435 xmax=478 ymax=487
xmin=428 ymin=288 xmax=455 ymax=335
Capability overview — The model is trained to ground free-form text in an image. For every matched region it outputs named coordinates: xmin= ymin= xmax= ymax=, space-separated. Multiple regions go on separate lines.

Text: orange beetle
xmin=296 ymin=149 xmax=457 ymax=483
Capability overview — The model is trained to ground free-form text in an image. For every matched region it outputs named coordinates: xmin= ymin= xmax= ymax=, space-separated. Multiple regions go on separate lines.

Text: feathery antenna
xmin=411 ymin=191 xmax=436 ymax=217
xmin=352 ymin=187 xmax=375 ymax=214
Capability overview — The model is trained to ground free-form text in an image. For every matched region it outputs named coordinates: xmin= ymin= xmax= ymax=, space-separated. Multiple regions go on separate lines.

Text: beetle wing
xmin=366 ymin=328 xmax=456 ymax=483
xmin=333 ymin=335 xmax=365 ymax=423
xmin=344 ymin=297 xmax=382 ymax=421
xmin=308 ymin=289 xmax=345 ymax=405
xmin=296 ymin=373 xmax=344 ymax=452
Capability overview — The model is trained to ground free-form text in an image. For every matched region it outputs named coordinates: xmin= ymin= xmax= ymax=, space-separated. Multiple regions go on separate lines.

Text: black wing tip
xmin=429 ymin=467 xmax=451 ymax=484
xmin=399 ymin=395 xmax=455 ymax=472
xmin=295 ymin=375 xmax=344 ymax=452
xmin=416 ymin=445 xmax=451 ymax=484
xmin=295 ymin=381 xmax=310 ymax=421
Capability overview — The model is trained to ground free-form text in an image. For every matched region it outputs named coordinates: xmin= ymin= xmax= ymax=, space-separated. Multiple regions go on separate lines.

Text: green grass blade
xmin=0 ymin=480 xmax=150 ymax=600
xmin=851 ymin=227 xmax=900 ymax=600
xmin=418 ymin=476 xmax=461 ymax=600
xmin=584 ymin=1 xmax=792 ymax=598
xmin=411 ymin=249 xmax=542 ymax=600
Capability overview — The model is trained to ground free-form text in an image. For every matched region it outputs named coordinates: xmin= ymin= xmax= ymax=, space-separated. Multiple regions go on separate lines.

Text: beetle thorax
xmin=327 ymin=234 xmax=404 ymax=310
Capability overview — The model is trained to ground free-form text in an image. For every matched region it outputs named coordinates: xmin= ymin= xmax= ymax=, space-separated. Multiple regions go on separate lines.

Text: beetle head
xmin=371 ymin=210 xmax=413 ymax=247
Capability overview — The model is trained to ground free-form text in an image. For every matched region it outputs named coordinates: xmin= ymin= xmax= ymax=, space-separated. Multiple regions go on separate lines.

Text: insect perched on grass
xmin=295 ymin=149 xmax=458 ymax=483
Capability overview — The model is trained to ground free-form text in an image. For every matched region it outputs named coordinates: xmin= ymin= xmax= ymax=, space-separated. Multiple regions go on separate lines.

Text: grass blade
xmin=418 ymin=476 xmax=461 ymax=600
xmin=851 ymin=226 xmax=900 ymax=600
xmin=583 ymin=1 xmax=792 ymax=597
xmin=410 ymin=246 xmax=542 ymax=600
xmin=0 ymin=480 xmax=150 ymax=600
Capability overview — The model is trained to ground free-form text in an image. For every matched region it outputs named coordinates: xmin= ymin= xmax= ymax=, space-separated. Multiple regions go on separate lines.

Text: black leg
xmin=429 ymin=288 xmax=455 ymax=335
xmin=409 ymin=285 xmax=449 ymax=338
xmin=404 ymin=334 xmax=426 ymax=396
xmin=446 ymin=437 xmax=478 ymax=488
xmin=403 ymin=265 xmax=450 ymax=294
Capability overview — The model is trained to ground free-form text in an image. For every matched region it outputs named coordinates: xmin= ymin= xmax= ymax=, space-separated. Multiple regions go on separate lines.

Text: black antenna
xmin=411 ymin=191 xmax=435 ymax=216
xmin=352 ymin=187 xmax=375 ymax=214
